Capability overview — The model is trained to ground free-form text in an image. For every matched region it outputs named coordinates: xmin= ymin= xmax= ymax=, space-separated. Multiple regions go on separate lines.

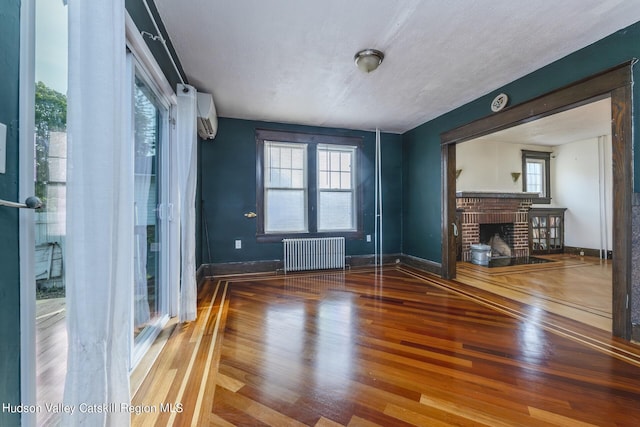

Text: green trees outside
xmin=35 ymin=81 xmax=67 ymax=207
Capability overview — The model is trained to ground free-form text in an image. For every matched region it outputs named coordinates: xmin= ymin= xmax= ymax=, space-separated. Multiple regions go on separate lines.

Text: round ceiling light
xmin=354 ymin=49 xmax=384 ymax=73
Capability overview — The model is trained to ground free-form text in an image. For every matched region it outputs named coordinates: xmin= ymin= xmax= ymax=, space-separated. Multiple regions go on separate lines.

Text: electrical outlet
xmin=579 ymin=250 xmax=585 ymax=256
xmin=235 ymin=239 xmax=242 ymax=249
xmin=366 ymin=234 xmax=371 ymax=242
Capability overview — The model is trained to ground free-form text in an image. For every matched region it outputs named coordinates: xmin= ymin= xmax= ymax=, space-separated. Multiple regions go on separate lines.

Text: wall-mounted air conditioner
xmin=196 ymin=92 xmax=218 ymax=140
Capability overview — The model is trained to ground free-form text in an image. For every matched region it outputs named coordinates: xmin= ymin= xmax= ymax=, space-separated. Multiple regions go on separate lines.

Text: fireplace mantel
xmin=456 ymin=191 xmax=540 ymax=200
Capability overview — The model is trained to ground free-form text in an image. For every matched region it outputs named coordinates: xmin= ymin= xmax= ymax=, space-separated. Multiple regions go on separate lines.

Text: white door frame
xmin=127 ymin=54 xmax=173 ymax=369
xmin=19 ymin=0 xmax=37 ymax=426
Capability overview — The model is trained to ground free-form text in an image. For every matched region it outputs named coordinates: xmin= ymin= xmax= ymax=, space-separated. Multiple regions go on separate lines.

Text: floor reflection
xmin=517 ymin=306 xmax=548 ymax=363
xmin=265 ymin=271 xmax=356 ymax=405
xmin=282 ymin=271 xmax=346 ymax=294
xmin=314 ymin=296 xmax=354 ymax=398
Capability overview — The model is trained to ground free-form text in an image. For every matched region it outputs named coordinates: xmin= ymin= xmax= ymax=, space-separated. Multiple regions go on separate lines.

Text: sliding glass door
xmin=22 ymin=5 xmax=176 ymax=425
xmin=131 ymin=66 xmax=170 ymax=364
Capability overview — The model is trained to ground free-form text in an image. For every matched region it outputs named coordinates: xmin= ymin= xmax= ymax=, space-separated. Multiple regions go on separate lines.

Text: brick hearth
xmin=456 ymin=192 xmax=536 ymax=261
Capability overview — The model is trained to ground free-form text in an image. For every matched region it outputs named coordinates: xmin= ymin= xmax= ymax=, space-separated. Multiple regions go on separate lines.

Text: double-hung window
xmin=257 ymin=130 xmax=362 ymax=241
xmin=522 ymin=150 xmax=551 ymax=203
xmin=264 ymin=141 xmax=308 ymax=233
xmin=317 ymin=144 xmax=357 ymax=231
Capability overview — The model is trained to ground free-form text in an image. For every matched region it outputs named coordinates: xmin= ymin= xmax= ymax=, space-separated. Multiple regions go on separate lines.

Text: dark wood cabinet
xmin=529 ymin=208 xmax=566 ymax=254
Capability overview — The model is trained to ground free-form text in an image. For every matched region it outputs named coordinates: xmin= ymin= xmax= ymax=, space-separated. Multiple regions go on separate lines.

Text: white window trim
xmin=125 ymin=14 xmax=179 ymax=320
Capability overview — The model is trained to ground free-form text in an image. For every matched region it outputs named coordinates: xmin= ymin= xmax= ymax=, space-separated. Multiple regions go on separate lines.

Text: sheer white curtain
xmin=167 ymin=125 xmax=180 ymax=318
xmin=63 ymin=1 xmax=132 ymax=426
xmin=134 ymin=155 xmax=151 ymax=327
xmin=176 ymin=84 xmax=198 ymax=322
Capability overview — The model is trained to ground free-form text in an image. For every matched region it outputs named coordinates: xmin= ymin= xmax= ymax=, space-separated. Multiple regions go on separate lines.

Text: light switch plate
xmin=235 ymin=239 xmax=242 ymax=249
xmin=0 ymin=122 xmax=6 ymax=174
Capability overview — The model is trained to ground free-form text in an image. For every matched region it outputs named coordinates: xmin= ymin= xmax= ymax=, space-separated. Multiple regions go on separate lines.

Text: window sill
xmin=256 ymin=230 xmax=363 ymax=243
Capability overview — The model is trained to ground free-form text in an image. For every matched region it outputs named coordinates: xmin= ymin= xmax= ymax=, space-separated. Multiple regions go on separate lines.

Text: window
xmin=317 ymin=144 xmax=356 ymax=231
xmin=525 ymin=158 xmax=545 ymax=193
xmin=264 ymin=141 xmax=308 ymax=232
xmin=522 ymin=150 xmax=551 ymax=203
xmin=257 ymin=130 xmax=362 ymax=241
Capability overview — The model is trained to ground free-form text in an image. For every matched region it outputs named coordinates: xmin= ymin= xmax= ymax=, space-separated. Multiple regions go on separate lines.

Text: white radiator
xmin=282 ymin=237 xmax=345 ymax=273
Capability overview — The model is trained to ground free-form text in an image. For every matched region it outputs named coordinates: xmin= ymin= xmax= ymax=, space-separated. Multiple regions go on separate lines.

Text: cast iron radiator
xmin=282 ymin=237 xmax=345 ymax=273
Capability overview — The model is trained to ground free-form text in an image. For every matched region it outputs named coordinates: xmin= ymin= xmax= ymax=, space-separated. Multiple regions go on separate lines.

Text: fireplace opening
xmin=480 ymin=223 xmax=513 ymax=258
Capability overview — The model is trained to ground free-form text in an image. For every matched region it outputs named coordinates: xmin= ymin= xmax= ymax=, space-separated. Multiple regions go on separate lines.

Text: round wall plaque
xmin=491 ymin=93 xmax=508 ymax=112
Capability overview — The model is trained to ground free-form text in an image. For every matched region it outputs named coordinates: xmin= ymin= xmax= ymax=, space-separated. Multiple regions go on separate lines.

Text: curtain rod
xmin=141 ymin=0 xmax=186 ymax=86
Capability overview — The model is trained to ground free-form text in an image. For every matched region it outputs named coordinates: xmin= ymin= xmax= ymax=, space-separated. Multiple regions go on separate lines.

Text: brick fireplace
xmin=456 ymin=192 xmax=538 ymax=261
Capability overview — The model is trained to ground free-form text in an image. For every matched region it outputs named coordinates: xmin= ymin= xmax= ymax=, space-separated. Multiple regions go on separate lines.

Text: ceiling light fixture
xmin=354 ymin=49 xmax=384 ymax=73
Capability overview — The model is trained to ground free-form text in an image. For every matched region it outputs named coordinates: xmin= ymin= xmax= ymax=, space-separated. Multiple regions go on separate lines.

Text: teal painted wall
xmin=0 ymin=2 xmax=23 ymax=425
xmin=125 ymin=0 xmax=187 ymax=89
xmin=403 ymin=21 xmax=640 ymax=264
xmin=200 ymin=118 xmax=402 ymax=265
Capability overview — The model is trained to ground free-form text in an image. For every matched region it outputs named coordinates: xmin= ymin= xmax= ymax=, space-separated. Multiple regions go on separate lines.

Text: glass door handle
xmin=0 ymin=196 xmax=42 ymax=209
xmin=452 ymin=222 xmax=458 ymax=237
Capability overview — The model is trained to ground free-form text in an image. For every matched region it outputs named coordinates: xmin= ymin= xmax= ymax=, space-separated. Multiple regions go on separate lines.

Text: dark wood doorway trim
xmin=440 ymin=62 xmax=633 ymax=339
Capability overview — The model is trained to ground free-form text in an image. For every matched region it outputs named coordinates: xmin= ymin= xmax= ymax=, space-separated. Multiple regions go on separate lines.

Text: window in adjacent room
xmin=522 ymin=150 xmax=551 ymax=203
xmin=256 ymin=129 xmax=363 ymax=241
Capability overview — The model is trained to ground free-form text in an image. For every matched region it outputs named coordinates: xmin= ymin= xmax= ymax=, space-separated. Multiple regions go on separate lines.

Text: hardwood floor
xmin=36 ymin=297 xmax=67 ymax=427
xmin=132 ymin=267 xmax=640 ymax=426
xmin=455 ymin=254 xmax=612 ymax=331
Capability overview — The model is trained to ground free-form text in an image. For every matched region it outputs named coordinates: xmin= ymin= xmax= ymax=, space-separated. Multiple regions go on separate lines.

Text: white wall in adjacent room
xmin=456 ymin=140 xmax=550 ymax=193
xmin=551 ymin=136 xmax=612 ymax=251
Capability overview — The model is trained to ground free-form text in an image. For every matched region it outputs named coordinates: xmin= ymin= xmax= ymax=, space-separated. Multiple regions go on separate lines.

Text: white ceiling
xmin=154 ymin=0 xmax=640 ymax=134
xmin=471 ymin=97 xmax=612 ymax=146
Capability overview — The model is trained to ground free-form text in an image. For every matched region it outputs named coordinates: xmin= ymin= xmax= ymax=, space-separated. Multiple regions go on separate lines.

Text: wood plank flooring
xmin=132 ymin=267 xmax=640 ymax=426
xmin=36 ymin=297 xmax=67 ymax=427
xmin=456 ymin=254 xmax=612 ymax=331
